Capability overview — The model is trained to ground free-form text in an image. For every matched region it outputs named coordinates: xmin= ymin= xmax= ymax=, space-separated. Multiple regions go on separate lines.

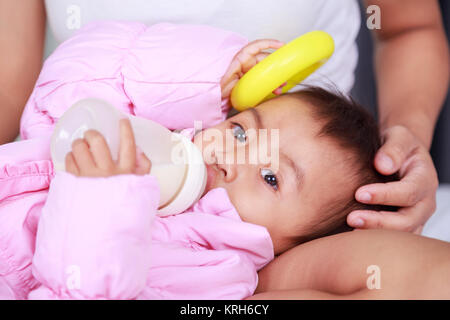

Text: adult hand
xmin=347 ymin=125 xmax=438 ymax=233
xmin=65 ymin=119 xmax=151 ymax=177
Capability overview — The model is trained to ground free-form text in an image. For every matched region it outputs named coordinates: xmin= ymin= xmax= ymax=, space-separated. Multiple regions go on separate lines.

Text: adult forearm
xmin=0 ymin=67 xmax=41 ymax=143
xmin=0 ymin=91 xmax=25 ymax=143
xmin=374 ymin=26 xmax=449 ymax=149
xmin=0 ymin=0 xmax=46 ymax=144
xmin=247 ymin=289 xmax=348 ymax=300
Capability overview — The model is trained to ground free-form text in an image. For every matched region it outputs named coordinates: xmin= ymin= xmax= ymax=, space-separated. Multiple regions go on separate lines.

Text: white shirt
xmin=44 ymin=0 xmax=360 ymax=93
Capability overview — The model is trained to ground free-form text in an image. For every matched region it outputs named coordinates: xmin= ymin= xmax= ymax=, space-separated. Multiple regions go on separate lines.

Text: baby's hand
xmin=65 ymin=119 xmax=151 ymax=177
xmin=221 ymin=39 xmax=285 ymax=99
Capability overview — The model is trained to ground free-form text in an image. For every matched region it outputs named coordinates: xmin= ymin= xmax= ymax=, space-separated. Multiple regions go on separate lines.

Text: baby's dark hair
xmin=285 ymin=86 xmax=398 ymax=244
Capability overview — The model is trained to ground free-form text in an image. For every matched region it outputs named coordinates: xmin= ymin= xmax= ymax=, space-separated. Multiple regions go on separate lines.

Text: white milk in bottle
xmin=50 ymin=98 xmax=206 ymax=216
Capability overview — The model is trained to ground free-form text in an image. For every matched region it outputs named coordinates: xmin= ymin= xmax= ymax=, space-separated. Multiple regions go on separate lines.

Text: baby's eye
xmin=260 ymin=168 xmax=278 ymax=191
xmin=232 ymin=123 xmax=247 ymax=143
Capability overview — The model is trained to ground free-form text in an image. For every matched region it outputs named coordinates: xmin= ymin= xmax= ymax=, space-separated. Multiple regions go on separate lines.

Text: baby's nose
xmin=217 ymin=163 xmax=237 ymax=183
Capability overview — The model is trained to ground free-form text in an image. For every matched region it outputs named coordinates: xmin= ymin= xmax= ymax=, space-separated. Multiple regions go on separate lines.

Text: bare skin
xmin=0 ymin=0 xmax=46 ymax=143
xmin=250 ymin=229 xmax=450 ymax=299
xmin=350 ymin=0 xmax=449 ymax=232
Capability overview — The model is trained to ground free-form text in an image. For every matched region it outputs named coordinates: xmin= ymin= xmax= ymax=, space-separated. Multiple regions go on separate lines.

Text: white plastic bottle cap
xmin=157 ymin=133 xmax=207 ymax=216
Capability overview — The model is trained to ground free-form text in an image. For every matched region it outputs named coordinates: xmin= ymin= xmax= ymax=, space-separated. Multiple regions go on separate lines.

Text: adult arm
xmin=369 ymin=0 xmax=449 ymax=148
xmin=0 ymin=0 xmax=46 ymax=144
xmin=253 ymin=230 xmax=450 ymax=299
xmin=347 ymin=0 xmax=449 ymax=232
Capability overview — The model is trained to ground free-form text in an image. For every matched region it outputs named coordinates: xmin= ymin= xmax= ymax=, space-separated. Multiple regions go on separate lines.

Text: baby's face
xmin=194 ymin=95 xmax=356 ymax=254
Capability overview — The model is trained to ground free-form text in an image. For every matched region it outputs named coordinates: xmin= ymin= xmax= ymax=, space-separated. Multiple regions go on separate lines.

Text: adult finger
xmin=118 ymin=118 xmax=136 ymax=172
xmin=356 ymin=148 xmax=437 ymax=207
xmin=374 ymin=126 xmax=419 ymax=175
xmin=83 ymin=129 xmax=114 ymax=171
xmin=347 ymin=200 xmax=431 ymax=232
xmin=355 ymin=179 xmax=425 ymax=208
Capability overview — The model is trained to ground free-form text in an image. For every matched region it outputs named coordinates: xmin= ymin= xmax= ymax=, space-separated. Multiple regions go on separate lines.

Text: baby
xmin=66 ymin=87 xmax=395 ymax=256
xmin=195 ymin=87 xmax=397 ymax=253
xmin=0 ymin=21 xmax=394 ymax=300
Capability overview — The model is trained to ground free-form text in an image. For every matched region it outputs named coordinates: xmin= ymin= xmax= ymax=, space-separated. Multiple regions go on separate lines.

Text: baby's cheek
xmin=193 ymin=132 xmax=212 ymax=164
xmin=193 ymin=129 xmax=224 ymax=165
xmin=228 ymin=184 xmax=268 ymax=225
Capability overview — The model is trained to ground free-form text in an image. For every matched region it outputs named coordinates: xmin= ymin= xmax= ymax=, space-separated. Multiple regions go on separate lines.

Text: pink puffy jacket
xmin=0 ymin=21 xmax=274 ymax=300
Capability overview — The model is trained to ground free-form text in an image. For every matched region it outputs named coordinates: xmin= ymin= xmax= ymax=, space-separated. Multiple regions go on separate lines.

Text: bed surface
xmin=423 ymin=184 xmax=450 ymax=242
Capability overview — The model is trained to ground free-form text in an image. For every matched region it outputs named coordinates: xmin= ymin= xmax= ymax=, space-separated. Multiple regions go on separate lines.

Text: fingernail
xmin=352 ymin=218 xmax=365 ymax=228
xmin=379 ymin=153 xmax=394 ymax=171
xmin=357 ymin=191 xmax=372 ymax=202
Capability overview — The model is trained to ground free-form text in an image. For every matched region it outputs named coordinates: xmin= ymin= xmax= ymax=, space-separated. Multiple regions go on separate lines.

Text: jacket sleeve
xmin=20 ymin=21 xmax=248 ymax=140
xmin=143 ymin=204 xmax=274 ymax=300
xmin=28 ymin=171 xmax=160 ymax=300
xmin=142 ymin=241 xmax=262 ymax=300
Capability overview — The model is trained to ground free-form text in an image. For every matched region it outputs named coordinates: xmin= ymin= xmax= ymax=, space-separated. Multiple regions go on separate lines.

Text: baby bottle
xmin=50 ymin=98 xmax=207 ymax=216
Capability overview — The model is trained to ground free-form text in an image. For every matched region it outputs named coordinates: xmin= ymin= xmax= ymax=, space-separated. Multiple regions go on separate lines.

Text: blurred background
xmin=352 ymin=0 xmax=450 ymax=183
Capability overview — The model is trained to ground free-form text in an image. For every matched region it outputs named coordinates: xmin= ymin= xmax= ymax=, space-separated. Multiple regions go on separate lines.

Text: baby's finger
xmin=255 ymin=52 xmax=270 ymax=63
xmin=83 ymin=129 xmax=114 ymax=171
xmin=71 ymin=138 xmax=96 ymax=173
xmin=238 ymin=40 xmax=284 ymax=73
xmin=135 ymin=151 xmax=152 ymax=175
xmin=240 ymin=52 xmax=270 ymax=74
xmin=118 ymin=118 xmax=137 ymax=172
xmin=243 ymin=39 xmax=285 ymax=56
xmin=273 ymin=82 xmax=287 ymax=95
xmin=222 ymin=78 xmax=239 ymax=99
xmin=222 ymin=59 xmax=242 ymax=84
xmin=65 ymin=151 xmax=80 ymax=176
